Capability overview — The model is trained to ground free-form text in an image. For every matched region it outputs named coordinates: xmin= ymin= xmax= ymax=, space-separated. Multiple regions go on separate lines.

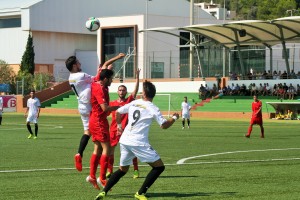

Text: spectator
xmin=281 ymin=71 xmax=288 ymax=79
xmin=297 ymin=84 xmax=300 ymax=96
xmin=297 ymin=71 xmax=300 ymax=79
xmin=198 ymin=84 xmax=206 ymax=100
xmin=272 ymin=84 xmax=278 ymax=96
xmin=258 ymin=83 xmax=264 ymax=95
xmin=273 ymin=70 xmax=278 ymax=80
xmin=251 ymin=83 xmax=257 ymax=96
xmin=262 ymin=70 xmax=268 ymax=79
xmin=289 ymin=70 xmax=296 ymax=79
xmin=287 ymin=84 xmax=296 ymax=100
xmin=240 ymin=84 xmax=247 ymax=96
xmin=283 ymin=83 xmax=288 ymax=99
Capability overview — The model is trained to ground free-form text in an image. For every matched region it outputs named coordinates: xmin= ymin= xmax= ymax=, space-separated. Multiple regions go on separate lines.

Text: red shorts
xmin=89 ymin=117 xmax=110 ymax=143
xmin=110 ymin=130 xmax=121 ymax=147
xmin=250 ymin=117 xmax=263 ymax=125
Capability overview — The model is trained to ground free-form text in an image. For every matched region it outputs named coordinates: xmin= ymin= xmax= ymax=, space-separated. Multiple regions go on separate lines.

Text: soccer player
xmin=86 ymin=69 xmax=119 ymax=190
xmin=95 ymin=80 xmax=180 ymax=200
xmin=245 ymin=95 xmax=264 ymax=138
xmin=24 ymin=90 xmax=41 ymax=139
xmin=107 ymin=68 xmax=140 ymax=179
xmin=0 ymin=95 xmax=3 ymax=125
xmin=66 ymin=53 xmax=125 ymax=172
xmin=181 ymin=96 xmax=191 ymax=129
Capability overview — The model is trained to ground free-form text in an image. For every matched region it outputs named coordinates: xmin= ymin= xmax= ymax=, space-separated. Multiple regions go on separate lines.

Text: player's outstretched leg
xmin=27 ymin=123 xmax=33 ymax=139
xmin=245 ymin=124 xmax=253 ymax=138
xmin=182 ymin=119 xmax=185 ymax=129
xmin=187 ymin=119 xmax=190 ymax=129
xmin=34 ymin=123 xmax=38 ymax=139
xmin=75 ymin=134 xmax=90 ymax=171
xmin=259 ymin=125 xmax=265 ymax=138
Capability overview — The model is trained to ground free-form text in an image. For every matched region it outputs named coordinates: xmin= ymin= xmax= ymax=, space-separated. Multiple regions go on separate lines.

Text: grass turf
xmin=0 ymin=113 xmax=300 ymax=200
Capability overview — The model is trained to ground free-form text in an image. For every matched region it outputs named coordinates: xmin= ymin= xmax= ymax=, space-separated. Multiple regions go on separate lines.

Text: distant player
xmin=86 ymin=69 xmax=119 ymax=190
xmin=107 ymin=68 xmax=140 ymax=179
xmin=181 ymin=96 xmax=191 ymax=129
xmin=66 ymin=53 xmax=125 ymax=172
xmin=95 ymin=80 xmax=180 ymax=200
xmin=0 ymin=95 xmax=3 ymax=125
xmin=245 ymin=95 xmax=265 ymax=138
xmin=24 ymin=90 xmax=41 ymax=139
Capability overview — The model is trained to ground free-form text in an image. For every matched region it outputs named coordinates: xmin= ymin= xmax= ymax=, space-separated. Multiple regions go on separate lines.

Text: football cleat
xmin=27 ymin=134 xmax=33 ymax=139
xmin=33 ymin=136 xmax=37 ymax=139
xmin=97 ymin=177 xmax=107 ymax=188
xmin=86 ymin=176 xmax=100 ymax=190
xmin=134 ymin=192 xmax=147 ymax=200
xmin=74 ymin=153 xmax=82 ymax=172
xmin=95 ymin=192 xmax=106 ymax=200
xmin=245 ymin=134 xmax=250 ymax=138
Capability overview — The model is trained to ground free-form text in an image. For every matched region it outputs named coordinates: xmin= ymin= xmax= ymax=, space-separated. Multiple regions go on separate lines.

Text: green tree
xmin=0 ymin=60 xmax=15 ymax=84
xmin=20 ymin=32 xmax=35 ymax=75
xmin=257 ymin=0 xmax=297 ymax=20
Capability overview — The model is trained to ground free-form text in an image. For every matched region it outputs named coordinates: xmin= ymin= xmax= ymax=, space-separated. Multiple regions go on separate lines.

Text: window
xmin=0 ymin=18 xmax=21 ymax=28
xmin=102 ymin=27 xmax=135 ymax=78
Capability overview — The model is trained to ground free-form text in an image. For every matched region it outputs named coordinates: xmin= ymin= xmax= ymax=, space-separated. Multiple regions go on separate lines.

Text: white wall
xmin=110 ymin=80 xmax=216 ymax=93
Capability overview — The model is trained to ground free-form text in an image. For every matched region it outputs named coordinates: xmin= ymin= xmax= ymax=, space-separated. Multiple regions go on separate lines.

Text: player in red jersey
xmin=245 ymin=95 xmax=265 ymax=138
xmin=86 ymin=69 xmax=119 ymax=190
xmin=107 ymin=69 xmax=140 ymax=179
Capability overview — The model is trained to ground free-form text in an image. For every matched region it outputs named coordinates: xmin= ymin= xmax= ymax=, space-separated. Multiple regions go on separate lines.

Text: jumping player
xmin=86 ymin=69 xmax=119 ymax=190
xmin=66 ymin=53 xmax=125 ymax=172
xmin=181 ymin=96 xmax=191 ymax=129
xmin=95 ymin=80 xmax=180 ymax=200
xmin=245 ymin=95 xmax=265 ymax=138
xmin=24 ymin=90 xmax=41 ymax=139
xmin=107 ymin=68 xmax=140 ymax=179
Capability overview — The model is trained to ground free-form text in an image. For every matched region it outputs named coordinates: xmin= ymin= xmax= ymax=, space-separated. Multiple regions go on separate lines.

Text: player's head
xmin=253 ymin=95 xmax=258 ymax=101
xmin=184 ymin=96 xmax=187 ymax=102
xmin=117 ymin=85 xmax=127 ymax=99
xmin=29 ymin=90 xmax=35 ymax=98
xmin=65 ymin=56 xmax=81 ymax=72
xmin=143 ymin=80 xmax=156 ymax=100
xmin=99 ymin=69 xmax=114 ymax=86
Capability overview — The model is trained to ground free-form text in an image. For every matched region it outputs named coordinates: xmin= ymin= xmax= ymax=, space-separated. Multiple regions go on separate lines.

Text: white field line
xmin=176 ymin=148 xmax=300 ymax=164
xmin=1 ymin=148 xmax=300 ymax=173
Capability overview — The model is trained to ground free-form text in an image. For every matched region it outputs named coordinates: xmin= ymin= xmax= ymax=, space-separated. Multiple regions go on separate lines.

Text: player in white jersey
xmin=24 ymin=91 xmax=41 ymax=139
xmin=0 ymin=95 xmax=3 ymax=125
xmin=65 ymin=53 xmax=125 ymax=172
xmin=95 ymin=81 xmax=179 ymax=200
xmin=181 ymin=96 xmax=191 ymax=129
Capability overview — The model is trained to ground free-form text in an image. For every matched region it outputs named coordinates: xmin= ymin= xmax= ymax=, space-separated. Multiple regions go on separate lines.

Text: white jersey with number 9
xmin=118 ymin=99 xmax=167 ymax=146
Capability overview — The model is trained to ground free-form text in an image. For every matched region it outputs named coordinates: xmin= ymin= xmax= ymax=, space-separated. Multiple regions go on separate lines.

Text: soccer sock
xmin=187 ymin=119 xmax=190 ymax=126
xmin=100 ymin=154 xmax=109 ymax=180
xmin=27 ymin=124 xmax=33 ymax=134
xmin=247 ymin=126 xmax=252 ymax=135
xmin=103 ymin=169 xmax=126 ymax=193
xmin=90 ymin=154 xmax=100 ymax=179
xmin=182 ymin=120 xmax=185 ymax=127
xmin=138 ymin=166 xmax=165 ymax=195
xmin=78 ymin=134 xmax=90 ymax=157
xmin=133 ymin=157 xmax=139 ymax=171
xmin=34 ymin=124 xmax=38 ymax=137
xmin=107 ymin=154 xmax=114 ymax=173
xmin=0 ymin=116 xmax=2 ymax=125
xmin=261 ymin=127 xmax=264 ymax=136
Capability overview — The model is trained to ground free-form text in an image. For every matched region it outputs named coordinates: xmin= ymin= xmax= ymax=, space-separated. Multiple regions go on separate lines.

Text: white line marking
xmin=176 ymin=148 xmax=300 ymax=164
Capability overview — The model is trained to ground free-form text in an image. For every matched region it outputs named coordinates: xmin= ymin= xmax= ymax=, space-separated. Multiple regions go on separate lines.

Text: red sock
xmin=100 ymin=154 xmax=109 ymax=180
xmin=247 ymin=126 xmax=252 ymax=135
xmin=107 ymin=154 xmax=114 ymax=173
xmin=90 ymin=154 xmax=100 ymax=179
xmin=132 ymin=157 xmax=138 ymax=171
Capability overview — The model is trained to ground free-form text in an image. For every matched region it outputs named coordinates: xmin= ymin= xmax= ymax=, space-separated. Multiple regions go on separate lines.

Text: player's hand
xmin=136 ymin=68 xmax=141 ymax=79
xmin=118 ymin=53 xmax=125 ymax=59
xmin=117 ymin=127 xmax=123 ymax=136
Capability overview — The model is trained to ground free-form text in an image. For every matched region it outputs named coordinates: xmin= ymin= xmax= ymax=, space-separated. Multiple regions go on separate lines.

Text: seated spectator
xmin=222 ymin=86 xmax=228 ymax=95
xmin=283 ymin=83 xmax=288 ymax=99
xmin=287 ymin=84 xmax=296 ymax=100
xmin=277 ymin=84 xmax=285 ymax=100
xmin=267 ymin=70 xmax=273 ymax=79
xmin=262 ymin=70 xmax=268 ymax=79
xmin=226 ymin=85 xmax=232 ymax=95
xmin=212 ymin=89 xmax=224 ymax=100
xmin=205 ymin=84 xmax=211 ymax=97
xmin=199 ymin=84 xmax=206 ymax=100
xmin=240 ymin=84 xmax=247 ymax=96
xmin=272 ymin=84 xmax=278 ymax=96
xmin=281 ymin=71 xmax=288 ymax=79
xmin=265 ymin=83 xmax=271 ymax=96
xmin=211 ymin=83 xmax=218 ymax=97
xmin=289 ymin=70 xmax=297 ymax=79
xmin=297 ymin=84 xmax=300 ymax=96
xmin=275 ymin=110 xmax=284 ymax=120
xmin=297 ymin=71 xmax=300 ymax=79
xmin=273 ymin=70 xmax=278 ymax=80
xmin=258 ymin=83 xmax=264 ymax=95
xmin=251 ymin=83 xmax=257 ymax=96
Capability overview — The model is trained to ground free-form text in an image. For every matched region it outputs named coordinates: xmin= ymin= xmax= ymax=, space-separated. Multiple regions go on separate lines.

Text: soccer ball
xmin=85 ymin=17 xmax=100 ymax=32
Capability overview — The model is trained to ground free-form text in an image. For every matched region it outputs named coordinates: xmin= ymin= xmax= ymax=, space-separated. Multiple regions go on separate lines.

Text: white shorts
xmin=26 ymin=114 xmax=38 ymax=123
xmin=119 ymin=144 xmax=161 ymax=166
xmin=78 ymin=103 xmax=91 ymax=131
xmin=182 ymin=113 xmax=190 ymax=119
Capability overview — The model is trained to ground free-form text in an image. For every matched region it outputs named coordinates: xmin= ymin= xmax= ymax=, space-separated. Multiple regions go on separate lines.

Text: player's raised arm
xmin=161 ymin=113 xmax=180 ymax=129
xmin=101 ymin=53 xmax=125 ymax=70
xmin=131 ymin=68 xmax=140 ymax=98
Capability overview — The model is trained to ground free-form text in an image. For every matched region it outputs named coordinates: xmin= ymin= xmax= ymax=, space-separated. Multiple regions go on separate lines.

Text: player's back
xmin=69 ymin=72 xmax=93 ymax=104
xmin=119 ymin=99 xmax=165 ymax=146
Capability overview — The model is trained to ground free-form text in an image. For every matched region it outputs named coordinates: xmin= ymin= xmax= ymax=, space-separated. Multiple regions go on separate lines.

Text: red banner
xmin=1 ymin=95 xmax=17 ymax=112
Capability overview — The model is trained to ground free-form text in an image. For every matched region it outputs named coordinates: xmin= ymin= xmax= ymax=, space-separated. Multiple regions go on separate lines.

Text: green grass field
xmin=1 ymin=113 xmax=300 ymax=200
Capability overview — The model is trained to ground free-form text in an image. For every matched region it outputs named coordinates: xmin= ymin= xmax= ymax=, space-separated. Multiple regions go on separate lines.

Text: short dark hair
xmin=143 ymin=80 xmax=156 ymax=99
xmin=118 ymin=85 xmax=127 ymax=90
xmin=65 ymin=56 xmax=77 ymax=72
xmin=99 ymin=69 xmax=114 ymax=80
